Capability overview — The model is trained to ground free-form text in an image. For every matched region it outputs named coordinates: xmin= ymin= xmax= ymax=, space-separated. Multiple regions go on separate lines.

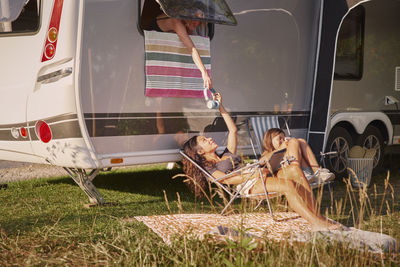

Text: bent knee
xmin=282 ymin=164 xmax=302 ymax=175
xmin=297 ymin=138 xmax=307 ymax=144
xmin=287 ymin=138 xmax=300 ymax=146
xmin=280 ymin=166 xmax=305 ymax=182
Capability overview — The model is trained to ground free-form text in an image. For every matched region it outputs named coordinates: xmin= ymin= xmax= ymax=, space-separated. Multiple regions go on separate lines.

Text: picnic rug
xmin=127 ymin=212 xmax=397 ymax=253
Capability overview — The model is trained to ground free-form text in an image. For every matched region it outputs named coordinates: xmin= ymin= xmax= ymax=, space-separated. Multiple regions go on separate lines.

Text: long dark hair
xmin=182 ymin=135 xmax=215 ymax=198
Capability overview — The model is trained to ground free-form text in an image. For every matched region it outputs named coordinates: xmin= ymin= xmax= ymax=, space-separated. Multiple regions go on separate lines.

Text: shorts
xmin=236 ymin=178 xmax=258 ymax=196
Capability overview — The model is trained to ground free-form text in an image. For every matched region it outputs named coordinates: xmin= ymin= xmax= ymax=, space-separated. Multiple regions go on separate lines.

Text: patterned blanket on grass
xmin=131 ymin=212 xmax=309 ymax=245
xmin=128 ymin=212 xmax=397 ymax=253
xmin=144 ymin=30 xmax=211 ymax=98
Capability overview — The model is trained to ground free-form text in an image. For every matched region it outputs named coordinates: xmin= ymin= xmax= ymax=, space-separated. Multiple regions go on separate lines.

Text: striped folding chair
xmin=246 ymin=116 xmax=290 ymax=158
xmin=245 ymin=116 xmax=334 ymax=202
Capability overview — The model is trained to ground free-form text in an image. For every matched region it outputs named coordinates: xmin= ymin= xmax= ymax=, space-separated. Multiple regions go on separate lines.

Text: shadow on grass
xmin=0 ymin=166 xmax=216 ymax=235
xmin=44 ymin=167 xmax=225 ymax=214
xmin=47 ymin=167 xmax=188 ymax=197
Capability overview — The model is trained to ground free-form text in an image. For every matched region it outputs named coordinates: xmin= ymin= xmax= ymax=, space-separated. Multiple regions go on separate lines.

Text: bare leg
xmin=250 ymin=176 xmax=336 ymax=231
xmin=277 ymin=165 xmax=317 ymax=214
xmin=282 ymin=139 xmax=312 ymax=192
xmin=297 ymin=138 xmax=320 ymax=173
xmin=277 ymin=164 xmax=311 ymax=195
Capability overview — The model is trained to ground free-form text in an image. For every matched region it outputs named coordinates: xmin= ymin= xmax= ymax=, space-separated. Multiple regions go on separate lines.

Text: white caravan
xmin=0 ymin=0 xmax=399 ymax=204
xmin=308 ymin=0 xmax=400 ymax=176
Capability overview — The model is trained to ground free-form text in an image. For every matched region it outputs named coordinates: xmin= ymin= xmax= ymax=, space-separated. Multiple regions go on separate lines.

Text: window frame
xmin=334 ymin=5 xmax=365 ymax=81
xmin=0 ymin=0 xmax=42 ymax=37
xmin=155 ymin=0 xmax=237 ymax=26
xmin=137 ymin=0 xmax=215 ymax=39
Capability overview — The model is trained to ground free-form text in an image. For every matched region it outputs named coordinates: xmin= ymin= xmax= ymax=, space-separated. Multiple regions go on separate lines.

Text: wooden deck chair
xmin=179 ymin=150 xmax=277 ymax=217
xmin=244 ymin=116 xmax=334 ymax=198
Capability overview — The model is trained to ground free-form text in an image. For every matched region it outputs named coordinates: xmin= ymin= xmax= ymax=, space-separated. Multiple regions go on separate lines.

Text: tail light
xmin=11 ymin=128 xmax=20 ymax=139
xmin=20 ymin=127 xmax=28 ymax=138
xmin=41 ymin=0 xmax=64 ymax=62
xmin=35 ymin=121 xmax=52 ymax=143
xmin=48 ymin=27 xmax=58 ymax=42
xmin=44 ymin=43 xmax=56 ymax=60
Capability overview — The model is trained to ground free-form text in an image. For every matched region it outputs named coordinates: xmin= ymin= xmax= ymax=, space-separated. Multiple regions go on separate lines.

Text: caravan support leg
xmin=63 ymin=168 xmax=105 ymax=205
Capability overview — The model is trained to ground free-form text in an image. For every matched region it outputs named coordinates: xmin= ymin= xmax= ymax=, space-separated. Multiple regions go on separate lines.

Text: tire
xmin=325 ymin=126 xmax=353 ymax=177
xmin=357 ymin=125 xmax=384 ymax=170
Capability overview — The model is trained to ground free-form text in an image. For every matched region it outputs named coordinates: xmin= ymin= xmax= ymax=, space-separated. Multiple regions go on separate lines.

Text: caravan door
xmin=0 ymin=0 xmax=42 ymax=162
xmin=25 ymin=1 xmax=95 ymax=168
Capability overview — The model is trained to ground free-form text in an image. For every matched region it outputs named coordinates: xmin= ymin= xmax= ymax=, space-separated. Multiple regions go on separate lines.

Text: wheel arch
xmin=327 ymin=112 xmax=393 ymax=145
xmin=326 ymin=120 xmax=358 ymax=145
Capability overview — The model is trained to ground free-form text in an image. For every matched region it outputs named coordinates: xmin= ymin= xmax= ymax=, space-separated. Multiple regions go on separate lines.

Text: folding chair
xmin=179 ymin=150 xmax=276 ymax=217
xmin=244 ymin=116 xmax=334 ymax=197
xmin=246 ymin=116 xmax=290 ymax=157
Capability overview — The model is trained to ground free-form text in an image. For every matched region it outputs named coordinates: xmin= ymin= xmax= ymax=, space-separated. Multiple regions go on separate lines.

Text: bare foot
xmin=311 ymin=222 xmax=343 ymax=232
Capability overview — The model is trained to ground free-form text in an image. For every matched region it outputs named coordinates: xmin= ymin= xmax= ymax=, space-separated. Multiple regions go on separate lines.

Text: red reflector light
xmin=48 ymin=27 xmax=58 ymax=42
xmin=44 ymin=44 xmax=55 ymax=59
xmin=20 ymin=127 xmax=28 ymax=138
xmin=35 ymin=121 xmax=52 ymax=143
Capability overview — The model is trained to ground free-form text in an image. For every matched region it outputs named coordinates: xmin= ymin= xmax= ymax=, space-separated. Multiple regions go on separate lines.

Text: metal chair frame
xmin=179 ymin=150 xmax=276 ymax=217
xmin=244 ymin=116 xmax=334 ymax=201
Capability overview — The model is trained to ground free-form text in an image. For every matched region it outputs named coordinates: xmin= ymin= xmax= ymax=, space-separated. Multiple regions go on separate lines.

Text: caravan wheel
xmin=357 ymin=125 xmax=384 ymax=170
xmin=326 ymin=126 xmax=353 ymax=177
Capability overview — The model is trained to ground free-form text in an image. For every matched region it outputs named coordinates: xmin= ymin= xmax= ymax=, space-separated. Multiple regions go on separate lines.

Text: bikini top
xmin=205 ymin=148 xmax=242 ymax=175
xmin=148 ymin=16 xmax=170 ymax=32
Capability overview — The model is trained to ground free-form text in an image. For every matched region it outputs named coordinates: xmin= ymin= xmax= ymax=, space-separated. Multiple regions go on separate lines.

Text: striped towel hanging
xmin=144 ymin=30 xmax=211 ymax=98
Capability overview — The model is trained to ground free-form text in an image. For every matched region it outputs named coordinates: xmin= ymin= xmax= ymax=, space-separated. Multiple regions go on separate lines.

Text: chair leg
xmin=328 ymin=182 xmax=334 ymax=211
xmin=221 ymin=195 xmax=238 ymax=215
xmin=258 ymin=168 xmax=274 ymax=220
xmin=264 ymin=195 xmax=274 ymax=219
xmin=254 ymin=199 xmax=264 ymax=210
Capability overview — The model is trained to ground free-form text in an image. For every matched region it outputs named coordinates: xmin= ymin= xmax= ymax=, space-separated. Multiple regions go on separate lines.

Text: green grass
xmin=0 ymin=162 xmax=399 ymax=266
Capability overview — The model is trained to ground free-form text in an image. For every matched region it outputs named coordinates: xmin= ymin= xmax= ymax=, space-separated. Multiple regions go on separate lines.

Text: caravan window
xmin=334 ymin=5 xmax=365 ymax=80
xmin=139 ymin=0 xmax=236 ymax=37
xmin=155 ymin=0 xmax=236 ymax=25
xmin=0 ymin=0 xmax=40 ymax=35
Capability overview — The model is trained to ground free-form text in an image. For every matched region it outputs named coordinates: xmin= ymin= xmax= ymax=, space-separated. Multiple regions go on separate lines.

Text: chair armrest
xmin=214 ymin=161 xmax=263 ymax=182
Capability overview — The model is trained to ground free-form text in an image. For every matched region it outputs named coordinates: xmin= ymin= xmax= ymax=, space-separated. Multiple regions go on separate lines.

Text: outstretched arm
xmin=214 ymin=93 xmax=237 ymax=154
xmin=211 ymin=170 xmax=244 ymax=185
xmin=211 ymin=169 xmax=261 ymax=185
xmin=172 ymin=19 xmax=212 ymax=89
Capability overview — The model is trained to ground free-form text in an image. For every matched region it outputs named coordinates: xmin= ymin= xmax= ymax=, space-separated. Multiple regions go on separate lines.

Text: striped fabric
xmin=144 ymin=30 xmax=211 ymax=98
xmin=250 ymin=116 xmax=281 ymax=155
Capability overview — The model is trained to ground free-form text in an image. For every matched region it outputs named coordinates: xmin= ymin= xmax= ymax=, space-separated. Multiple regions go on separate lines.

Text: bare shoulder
xmin=163 ymin=17 xmax=180 ymax=27
xmin=171 ymin=19 xmax=186 ymax=32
